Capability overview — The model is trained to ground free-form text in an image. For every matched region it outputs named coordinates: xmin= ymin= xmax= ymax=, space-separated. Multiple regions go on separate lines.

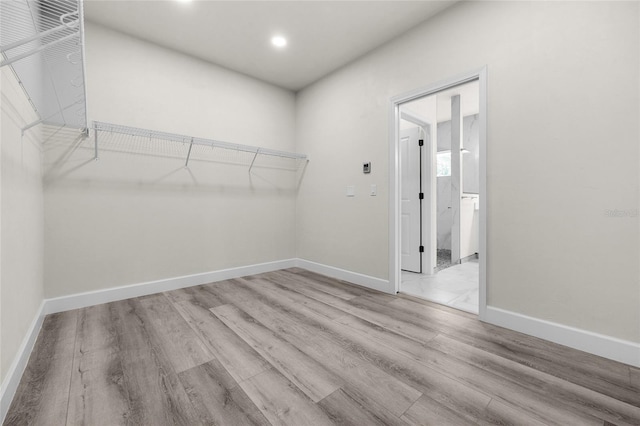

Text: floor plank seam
xmin=433 ymin=335 xmax=640 ymax=422
xmin=64 ymin=310 xmax=81 ymax=426
xmin=215 ymin=281 xmax=421 ymax=418
xmin=251 ymin=277 xmax=543 ymax=418
xmin=335 ymin=315 xmax=503 ymax=411
xmin=398 ymin=391 xmax=425 ymax=418
xmin=249 ymin=277 xmax=633 ymax=424
xmin=237 ymin=366 xmax=275 ymax=386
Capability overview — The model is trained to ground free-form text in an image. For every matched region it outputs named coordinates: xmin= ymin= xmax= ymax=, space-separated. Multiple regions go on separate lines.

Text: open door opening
xmin=394 ymin=73 xmax=485 ymax=316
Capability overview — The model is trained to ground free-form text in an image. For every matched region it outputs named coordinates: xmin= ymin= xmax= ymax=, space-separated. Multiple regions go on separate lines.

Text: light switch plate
xmin=370 ymin=184 xmax=377 ymax=196
xmin=346 ymin=185 xmax=355 ymax=197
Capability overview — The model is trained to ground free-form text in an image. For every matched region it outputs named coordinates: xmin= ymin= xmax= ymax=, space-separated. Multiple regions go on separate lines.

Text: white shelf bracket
xmin=94 ymin=129 xmax=99 ymax=160
xmin=249 ymin=148 xmax=261 ymax=173
xmin=2 ymin=0 xmax=88 ymax=130
xmin=185 ymin=137 xmax=195 ymax=167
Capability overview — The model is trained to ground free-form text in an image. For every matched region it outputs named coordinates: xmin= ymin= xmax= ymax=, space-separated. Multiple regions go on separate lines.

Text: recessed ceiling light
xmin=176 ymin=0 xmax=192 ymax=3
xmin=271 ymin=36 xmax=287 ymax=48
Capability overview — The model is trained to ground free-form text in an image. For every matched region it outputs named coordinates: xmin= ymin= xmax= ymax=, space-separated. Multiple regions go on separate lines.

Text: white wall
xmin=43 ymin=22 xmax=298 ymax=298
xmin=0 ymin=67 xmax=44 ymax=383
xmin=296 ymin=1 xmax=639 ymax=343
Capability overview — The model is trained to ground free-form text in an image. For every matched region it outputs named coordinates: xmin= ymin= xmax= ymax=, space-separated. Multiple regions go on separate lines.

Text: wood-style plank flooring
xmin=5 ymin=268 xmax=640 ymax=425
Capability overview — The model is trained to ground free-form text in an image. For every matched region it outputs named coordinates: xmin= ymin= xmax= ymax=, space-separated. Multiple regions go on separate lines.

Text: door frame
xmin=389 ymin=67 xmax=488 ymax=319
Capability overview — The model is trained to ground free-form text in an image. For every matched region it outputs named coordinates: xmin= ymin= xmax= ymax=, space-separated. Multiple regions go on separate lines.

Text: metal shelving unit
xmin=1 ymin=1 xmax=308 ymax=172
xmin=92 ymin=121 xmax=308 ymax=172
xmin=1 ymin=0 xmax=88 ymax=132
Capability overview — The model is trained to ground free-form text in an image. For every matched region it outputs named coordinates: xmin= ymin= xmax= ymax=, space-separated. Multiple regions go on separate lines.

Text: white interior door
xmin=400 ymin=127 xmax=421 ymax=272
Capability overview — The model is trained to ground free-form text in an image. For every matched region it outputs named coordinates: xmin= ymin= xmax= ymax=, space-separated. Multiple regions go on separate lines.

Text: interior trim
xmin=295 ymin=258 xmax=392 ymax=294
xmin=485 ymin=306 xmax=640 ymax=368
xmin=43 ymin=259 xmax=298 ymax=315
xmin=0 ymin=301 xmax=46 ymax=423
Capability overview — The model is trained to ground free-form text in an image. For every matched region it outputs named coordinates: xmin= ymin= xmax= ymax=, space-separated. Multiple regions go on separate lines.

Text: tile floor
xmin=401 ymin=259 xmax=479 ymax=314
xmin=434 ymin=249 xmax=453 ymax=272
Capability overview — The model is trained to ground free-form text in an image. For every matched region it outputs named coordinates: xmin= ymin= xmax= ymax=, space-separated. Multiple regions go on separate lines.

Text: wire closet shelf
xmin=92 ymin=121 xmax=308 ymax=171
xmin=1 ymin=0 xmax=88 ymax=131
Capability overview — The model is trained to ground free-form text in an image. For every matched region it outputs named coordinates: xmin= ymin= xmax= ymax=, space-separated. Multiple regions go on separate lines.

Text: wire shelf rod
xmin=1 ymin=0 xmax=87 ymax=130
xmin=36 ymin=3 xmax=77 ymax=23
xmin=0 ymin=32 xmax=78 ymax=67
xmin=0 ymin=21 xmax=78 ymax=53
xmin=248 ymin=149 xmax=261 ymax=173
xmin=93 ymin=122 xmax=308 ymax=160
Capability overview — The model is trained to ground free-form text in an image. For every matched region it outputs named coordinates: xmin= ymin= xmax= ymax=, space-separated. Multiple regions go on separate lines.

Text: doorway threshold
xmin=401 ymin=260 xmax=479 ymax=314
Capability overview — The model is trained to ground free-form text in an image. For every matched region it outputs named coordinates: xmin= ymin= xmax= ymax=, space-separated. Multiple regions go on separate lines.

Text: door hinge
xmin=419 ymin=246 xmax=424 ymax=253
xmin=419 ymin=192 xmax=424 ymax=200
xmin=418 ymin=139 xmax=424 ymax=146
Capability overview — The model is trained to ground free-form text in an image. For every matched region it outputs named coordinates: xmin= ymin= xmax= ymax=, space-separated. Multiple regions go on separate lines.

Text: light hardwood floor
xmin=4 ymin=268 xmax=640 ymax=425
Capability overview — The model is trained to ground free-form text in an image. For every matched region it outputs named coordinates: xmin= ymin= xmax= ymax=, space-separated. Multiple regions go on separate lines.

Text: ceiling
xmin=84 ymin=1 xmax=458 ymax=91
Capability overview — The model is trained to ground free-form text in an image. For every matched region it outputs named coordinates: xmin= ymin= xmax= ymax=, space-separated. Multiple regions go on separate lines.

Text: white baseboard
xmin=295 ymin=258 xmax=393 ymax=294
xmin=42 ymin=258 xmax=391 ymax=316
xmin=1 ymin=301 xmax=46 ymax=423
xmin=44 ymin=259 xmax=297 ymax=314
xmin=484 ymin=306 xmax=640 ymax=368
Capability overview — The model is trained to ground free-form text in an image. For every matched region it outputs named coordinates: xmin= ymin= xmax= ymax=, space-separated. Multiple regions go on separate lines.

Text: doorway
xmin=389 ymin=68 xmax=487 ymax=318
